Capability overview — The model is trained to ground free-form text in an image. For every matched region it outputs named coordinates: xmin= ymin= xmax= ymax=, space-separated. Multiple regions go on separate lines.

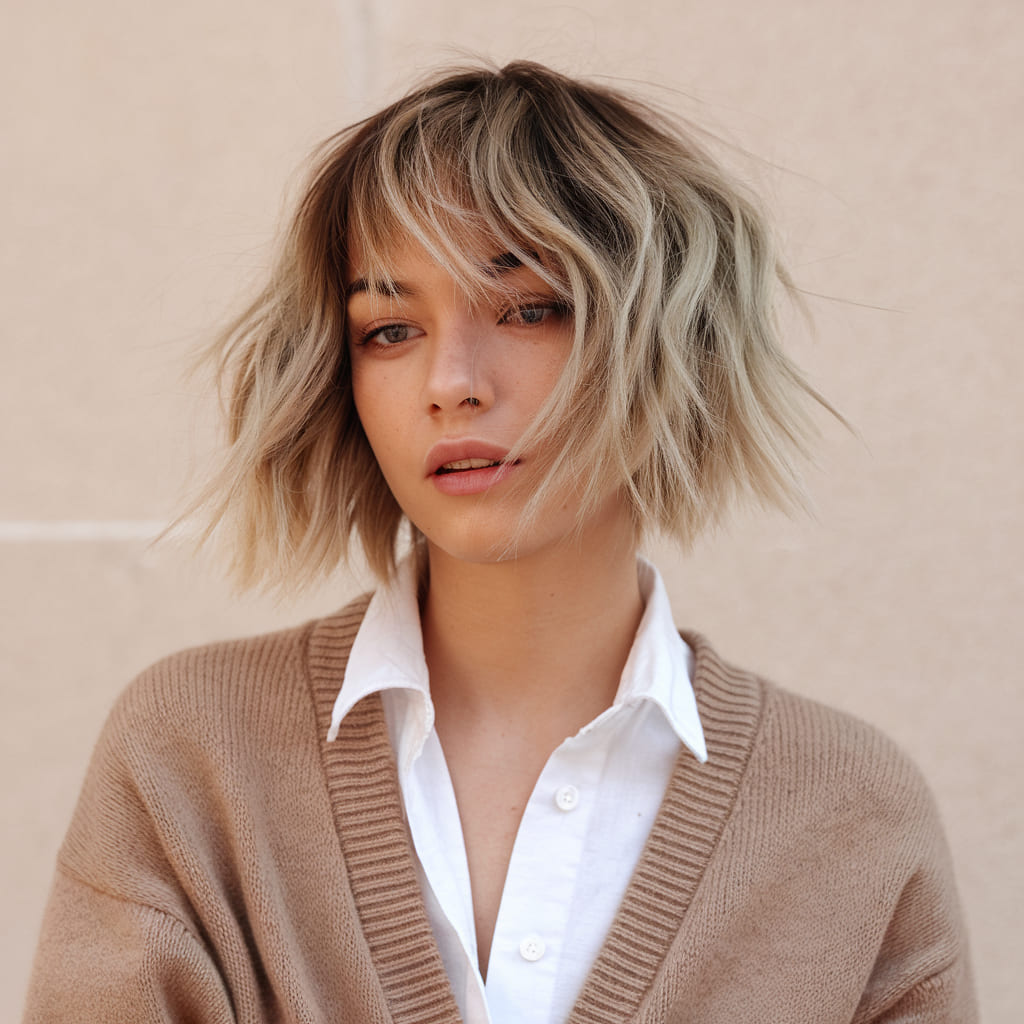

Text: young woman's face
xmin=345 ymin=232 xmax=631 ymax=567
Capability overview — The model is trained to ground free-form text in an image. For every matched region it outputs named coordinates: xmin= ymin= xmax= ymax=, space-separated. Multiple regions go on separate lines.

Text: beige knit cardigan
xmin=24 ymin=596 xmax=976 ymax=1022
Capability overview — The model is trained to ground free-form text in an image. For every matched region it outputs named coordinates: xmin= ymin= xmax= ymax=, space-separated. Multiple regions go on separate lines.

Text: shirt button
xmin=519 ymin=934 xmax=546 ymax=962
xmin=554 ymin=784 xmax=579 ymax=811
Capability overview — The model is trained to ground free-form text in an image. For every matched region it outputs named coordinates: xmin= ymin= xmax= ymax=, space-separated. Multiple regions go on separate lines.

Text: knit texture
xmin=24 ymin=596 xmax=976 ymax=1023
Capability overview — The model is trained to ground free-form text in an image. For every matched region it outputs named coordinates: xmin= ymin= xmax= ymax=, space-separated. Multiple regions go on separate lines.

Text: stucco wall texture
xmin=3 ymin=1 xmax=1020 ymax=1019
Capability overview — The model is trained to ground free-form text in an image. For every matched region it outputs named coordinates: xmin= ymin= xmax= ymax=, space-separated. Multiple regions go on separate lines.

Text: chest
xmin=402 ymin=709 xmax=682 ymax=1023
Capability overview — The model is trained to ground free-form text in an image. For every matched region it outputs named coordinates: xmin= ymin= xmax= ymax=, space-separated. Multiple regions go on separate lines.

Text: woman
xmin=24 ymin=61 xmax=975 ymax=1023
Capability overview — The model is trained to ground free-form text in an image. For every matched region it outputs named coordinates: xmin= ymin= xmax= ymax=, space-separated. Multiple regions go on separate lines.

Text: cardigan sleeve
xmin=745 ymin=683 xmax=979 ymax=1024
xmin=849 ymin=776 xmax=978 ymax=1024
xmin=20 ymin=663 xmax=248 ymax=1024
xmin=862 ymin=964 xmax=976 ymax=1023
xmin=20 ymin=630 xmax=370 ymax=1024
xmin=852 ymin=893 xmax=977 ymax=1024
xmin=23 ymin=869 xmax=235 ymax=1024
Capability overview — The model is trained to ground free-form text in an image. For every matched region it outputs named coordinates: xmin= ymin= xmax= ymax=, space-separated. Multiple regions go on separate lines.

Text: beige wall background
xmin=3 ymin=0 xmax=1020 ymax=1019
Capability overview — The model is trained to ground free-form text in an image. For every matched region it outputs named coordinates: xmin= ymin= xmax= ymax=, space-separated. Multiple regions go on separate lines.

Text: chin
xmin=408 ymin=489 xmax=615 ymax=571
xmin=421 ymin=516 xmax=593 ymax=572
xmin=422 ymin=527 xmax=523 ymax=567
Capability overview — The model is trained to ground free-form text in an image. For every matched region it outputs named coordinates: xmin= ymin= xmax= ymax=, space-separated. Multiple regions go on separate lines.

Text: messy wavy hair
xmin=187 ymin=60 xmax=831 ymax=590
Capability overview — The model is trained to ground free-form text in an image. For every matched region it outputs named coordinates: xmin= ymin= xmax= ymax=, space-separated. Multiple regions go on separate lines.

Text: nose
xmin=423 ymin=314 xmax=494 ymax=415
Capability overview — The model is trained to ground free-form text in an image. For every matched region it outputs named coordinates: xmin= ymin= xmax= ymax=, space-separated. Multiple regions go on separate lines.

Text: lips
xmin=426 ymin=440 xmax=516 ymax=477
xmin=426 ymin=440 xmax=521 ymax=496
xmin=436 ymin=457 xmax=503 ymax=474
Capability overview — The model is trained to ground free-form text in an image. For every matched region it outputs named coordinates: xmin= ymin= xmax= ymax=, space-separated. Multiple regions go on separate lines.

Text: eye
xmin=498 ymin=301 xmax=570 ymax=328
xmin=358 ymin=322 xmax=422 ymax=347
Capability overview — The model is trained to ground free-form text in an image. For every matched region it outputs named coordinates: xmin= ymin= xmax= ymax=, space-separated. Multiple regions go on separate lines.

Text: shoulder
xmin=57 ymin=596 xmax=374 ymax=910
xmin=681 ymin=633 xmax=974 ymax=1015
xmin=108 ymin=592 xmax=374 ymax=750
xmin=748 ymin=683 xmax=976 ymax=1018
xmin=684 ymin=631 xmax=946 ymax=853
xmin=116 ymin=620 xmax=313 ymax=727
xmin=759 ymin=674 xmax=940 ymax=832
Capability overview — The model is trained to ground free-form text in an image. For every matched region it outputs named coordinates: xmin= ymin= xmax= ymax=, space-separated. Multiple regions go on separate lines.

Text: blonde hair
xmin=188 ymin=60 xmax=832 ymax=590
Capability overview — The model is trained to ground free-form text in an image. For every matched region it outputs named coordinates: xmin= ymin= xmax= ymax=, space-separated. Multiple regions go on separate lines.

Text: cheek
xmin=351 ymin=370 xmax=412 ymax=493
xmin=350 ymin=364 xmax=389 ymax=446
xmin=523 ymin=353 xmax=570 ymax=414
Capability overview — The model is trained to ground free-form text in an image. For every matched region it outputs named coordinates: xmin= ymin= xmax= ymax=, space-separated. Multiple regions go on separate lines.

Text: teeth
xmin=440 ymin=458 xmax=501 ymax=472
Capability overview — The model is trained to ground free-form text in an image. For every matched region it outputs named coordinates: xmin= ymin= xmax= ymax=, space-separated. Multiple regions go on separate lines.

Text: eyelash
xmin=358 ymin=323 xmax=415 ymax=347
xmin=354 ymin=300 xmax=571 ymax=348
xmin=497 ymin=300 xmax=571 ymax=327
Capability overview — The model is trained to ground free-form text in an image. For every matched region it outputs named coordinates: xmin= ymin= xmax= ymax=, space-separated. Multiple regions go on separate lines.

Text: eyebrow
xmin=487 ymin=251 xmax=523 ymax=273
xmin=345 ymin=251 xmax=525 ymax=300
xmin=345 ymin=278 xmax=410 ymax=300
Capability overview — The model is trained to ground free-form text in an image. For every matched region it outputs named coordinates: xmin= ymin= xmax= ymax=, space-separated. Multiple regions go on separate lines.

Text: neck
xmin=421 ymin=511 xmax=644 ymax=738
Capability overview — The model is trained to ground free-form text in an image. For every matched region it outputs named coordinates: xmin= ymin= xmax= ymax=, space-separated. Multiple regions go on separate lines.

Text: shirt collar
xmin=328 ymin=555 xmax=706 ymax=769
xmin=607 ymin=558 xmax=707 ymax=762
xmin=326 ymin=556 xmax=432 ymax=772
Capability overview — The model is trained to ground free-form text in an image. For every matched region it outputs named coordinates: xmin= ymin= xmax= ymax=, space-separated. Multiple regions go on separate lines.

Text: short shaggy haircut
xmin=190 ymin=60 xmax=830 ymax=591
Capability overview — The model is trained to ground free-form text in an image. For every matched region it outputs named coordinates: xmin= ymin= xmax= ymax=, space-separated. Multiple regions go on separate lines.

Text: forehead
xmin=345 ymin=216 xmax=504 ymax=270
xmin=343 ymin=226 xmax=559 ymax=304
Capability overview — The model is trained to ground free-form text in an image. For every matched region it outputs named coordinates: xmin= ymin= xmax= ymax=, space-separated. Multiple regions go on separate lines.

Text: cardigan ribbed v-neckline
xmin=306 ymin=595 xmax=764 ymax=1024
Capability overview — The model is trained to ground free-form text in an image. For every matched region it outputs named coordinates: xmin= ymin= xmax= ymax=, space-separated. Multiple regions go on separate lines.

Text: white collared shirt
xmin=329 ymin=558 xmax=706 ymax=1024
